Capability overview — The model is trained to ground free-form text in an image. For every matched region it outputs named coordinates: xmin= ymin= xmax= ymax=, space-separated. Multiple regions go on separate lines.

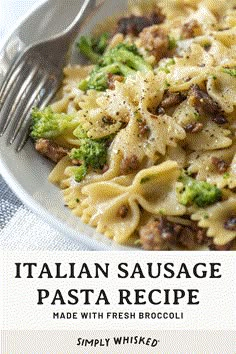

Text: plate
xmin=0 ymin=0 xmax=131 ymax=251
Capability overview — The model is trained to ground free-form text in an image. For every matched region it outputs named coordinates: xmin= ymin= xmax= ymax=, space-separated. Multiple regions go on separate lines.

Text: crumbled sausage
xmin=140 ymin=218 xmax=210 ymax=250
xmin=184 ymin=122 xmax=204 ymax=133
xmin=224 ymin=216 xmax=236 ymax=231
xmin=178 ymin=227 xmax=198 ymax=250
xmin=116 ymin=8 xmax=165 ymax=36
xmin=181 ymin=20 xmax=202 ymax=39
xmin=196 ymin=228 xmax=208 ymax=245
xmin=120 ymin=155 xmax=140 ymax=174
xmin=35 ymin=139 xmax=69 ymax=163
xmin=139 ymin=220 xmax=166 ymax=250
xmin=139 ymin=26 xmax=169 ymax=62
xmin=159 ymin=91 xmax=186 ymax=109
xmin=179 ymin=224 xmax=208 ymax=249
xmin=211 ymin=157 xmax=229 ymax=174
xmin=117 ymin=205 xmax=129 ymax=218
xmin=158 ymin=217 xmax=182 ymax=242
xmin=102 ymin=115 xmax=115 ymax=125
xmin=107 ymin=73 xmax=124 ymax=90
xmin=188 ymin=84 xmax=228 ymax=124
xmin=149 ymin=8 xmax=166 ymax=25
xmin=209 ymin=241 xmax=234 ymax=251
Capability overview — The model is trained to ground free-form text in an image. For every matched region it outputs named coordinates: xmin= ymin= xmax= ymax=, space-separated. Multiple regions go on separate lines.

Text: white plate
xmin=0 ymin=0 xmax=132 ymax=251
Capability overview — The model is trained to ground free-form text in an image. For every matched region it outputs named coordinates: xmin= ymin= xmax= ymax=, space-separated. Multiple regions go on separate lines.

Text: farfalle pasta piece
xmin=133 ymin=162 xmax=186 ymax=216
xmin=77 ymin=90 xmax=122 ymax=139
xmin=111 ymin=110 xmax=186 ymax=166
xmin=108 ymin=73 xmax=186 ymax=164
xmin=208 ymin=41 xmax=236 ymax=67
xmin=98 ymin=71 xmax=164 ymax=117
xmin=212 ymin=28 xmax=236 ymax=47
xmin=51 ymin=65 xmax=92 ymax=114
xmin=164 ymin=146 xmax=187 ymax=169
xmin=224 ymin=7 xmax=236 ymax=27
xmin=167 ymin=45 xmax=211 ymax=91
xmin=188 ymin=147 xmax=236 ymax=189
xmin=187 ymin=4 xmax=217 ymax=30
xmin=157 ymin=0 xmax=195 ymax=19
xmin=173 ymin=99 xmax=199 ymax=126
xmin=201 ymin=0 xmax=236 ymax=16
xmin=81 ymin=176 xmax=138 ymax=242
xmin=173 ymin=100 xmax=232 ymax=150
xmin=80 ymin=161 xmax=186 ymax=243
xmin=185 ymin=119 xmax=232 ymax=151
xmin=49 ymin=156 xmax=72 ymax=186
xmin=207 ymin=72 xmax=236 ymax=114
xmin=192 ymin=198 xmax=236 ymax=245
xmin=58 ymin=151 xmax=123 ymax=216
xmin=63 ymin=65 xmax=93 ymax=98
xmin=96 ymin=81 xmax=134 ymax=123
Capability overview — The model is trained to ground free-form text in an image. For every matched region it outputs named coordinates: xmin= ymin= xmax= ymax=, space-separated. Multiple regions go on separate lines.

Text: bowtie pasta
xmin=32 ymin=0 xmax=236 ymax=250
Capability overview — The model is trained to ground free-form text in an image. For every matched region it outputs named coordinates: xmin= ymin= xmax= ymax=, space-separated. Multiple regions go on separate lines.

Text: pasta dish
xmin=31 ymin=0 xmax=236 ymax=251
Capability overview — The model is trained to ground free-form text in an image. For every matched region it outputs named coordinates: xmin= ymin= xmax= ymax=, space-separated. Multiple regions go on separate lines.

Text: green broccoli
xmin=70 ymin=139 xmax=108 ymax=170
xmin=222 ymin=68 xmax=236 ymax=77
xmin=77 ymin=33 xmax=109 ymax=64
xmin=31 ymin=107 xmax=78 ymax=140
xmin=158 ymin=58 xmax=176 ymax=74
xmin=73 ymin=165 xmax=88 ymax=183
xmin=79 ymin=42 xmax=153 ymax=91
xmin=168 ymin=36 xmax=177 ymax=50
xmin=101 ymin=43 xmax=151 ymax=73
xmin=79 ymin=63 xmax=135 ymax=91
xmin=73 ymin=124 xmax=88 ymax=139
xmin=178 ymin=174 xmax=222 ymax=208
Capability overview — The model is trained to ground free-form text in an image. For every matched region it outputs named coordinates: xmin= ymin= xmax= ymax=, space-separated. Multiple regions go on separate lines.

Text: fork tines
xmin=0 ymin=51 xmax=59 ymax=151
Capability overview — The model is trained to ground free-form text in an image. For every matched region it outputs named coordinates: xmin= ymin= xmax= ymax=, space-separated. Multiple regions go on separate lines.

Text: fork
xmin=0 ymin=0 xmax=98 ymax=151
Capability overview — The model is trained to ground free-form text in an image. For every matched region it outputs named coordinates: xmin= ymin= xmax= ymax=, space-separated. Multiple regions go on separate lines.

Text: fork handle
xmin=62 ymin=0 xmax=97 ymax=42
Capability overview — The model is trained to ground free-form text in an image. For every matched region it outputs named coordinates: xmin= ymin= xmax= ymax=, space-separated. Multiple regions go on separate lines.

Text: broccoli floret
xmin=178 ymin=174 xmax=222 ymax=208
xmin=66 ymin=165 xmax=88 ymax=183
xmin=222 ymin=68 xmax=236 ymax=77
xmin=73 ymin=124 xmax=88 ymax=139
xmin=79 ymin=42 xmax=152 ymax=91
xmin=79 ymin=63 xmax=135 ymax=91
xmin=168 ymin=36 xmax=177 ymax=50
xmin=77 ymin=33 xmax=109 ymax=64
xmin=102 ymin=43 xmax=152 ymax=73
xmin=95 ymin=32 xmax=110 ymax=54
xmin=31 ymin=107 xmax=77 ymax=140
xmin=74 ymin=165 xmax=88 ymax=183
xmin=70 ymin=139 xmax=108 ymax=170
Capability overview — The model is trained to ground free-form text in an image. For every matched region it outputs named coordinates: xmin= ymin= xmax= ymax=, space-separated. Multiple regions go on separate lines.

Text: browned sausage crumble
xmin=120 ymin=155 xmax=140 ymax=174
xmin=211 ymin=157 xmax=229 ymax=174
xmin=224 ymin=217 xmax=236 ymax=231
xmin=184 ymin=122 xmax=204 ymax=133
xmin=116 ymin=7 xmax=166 ymax=36
xmin=181 ymin=20 xmax=202 ymax=39
xmin=188 ymin=84 xmax=228 ymax=125
xmin=139 ymin=217 xmax=213 ymax=251
xmin=159 ymin=91 xmax=187 ymax=109
xmin=139 ymin=26 xmax=169 ymax=62
xmin=117 ymin=205 xmax=129 ymax=218
xmin=35 ymin=139 xmax=69 ymax=163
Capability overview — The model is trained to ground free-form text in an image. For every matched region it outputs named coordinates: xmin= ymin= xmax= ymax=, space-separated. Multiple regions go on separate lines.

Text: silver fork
xmin=0 ymin=0 xmax=98 ymax=151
